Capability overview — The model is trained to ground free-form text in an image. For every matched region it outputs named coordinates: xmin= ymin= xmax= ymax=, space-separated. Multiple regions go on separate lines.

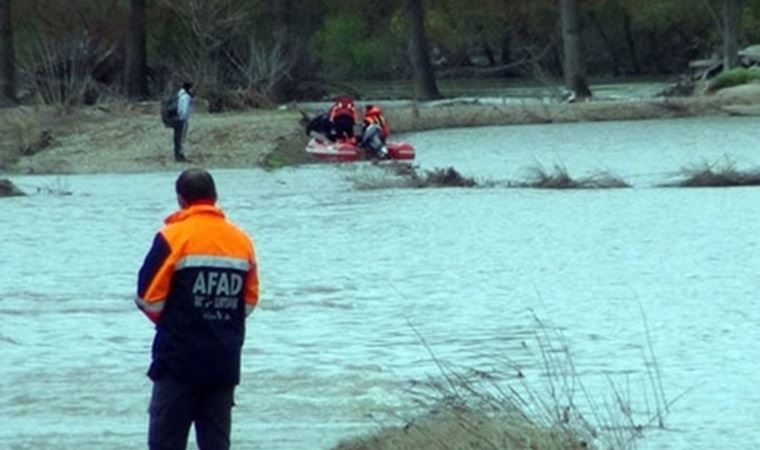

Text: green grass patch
xmin=707 ymin=68 xmax=760 ymax=92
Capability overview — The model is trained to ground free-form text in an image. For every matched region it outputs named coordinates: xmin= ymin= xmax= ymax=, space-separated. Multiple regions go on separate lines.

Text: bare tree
xmin=403 ymin=0 xmax=441 ymax=100
xmin=160 ymin=0 xmax=247 ymax=88
xmin=224 ymin=35 xmax=298 ymax=100
xmin=0 ymin=0 xmax=15 ymax=104
xmin=126 ymin=0 xmax=149 ymax=99
xmin=559 ymin=0 xmax=591 ymax=99
xmin=269 ymin=0 xmax=299 ymax=102
xmin=723 ymin=0 xmax=741 ymax=70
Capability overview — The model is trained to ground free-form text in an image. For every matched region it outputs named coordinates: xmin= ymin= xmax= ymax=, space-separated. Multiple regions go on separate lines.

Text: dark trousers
xmin=148 ymin=376 xmax=235 ymax=450
xmin=332 ymin=115 xmax=355 ymax=141
xmin=173 ymin=121 xmax=187 ymax=158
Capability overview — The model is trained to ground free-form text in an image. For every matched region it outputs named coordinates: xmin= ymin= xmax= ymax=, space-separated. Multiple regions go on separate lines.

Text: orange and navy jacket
xmin=363 ymin=112 xmax=390 ymax=140
xmin=328 ymin=96 xmax=358 ymax=123
xmin=136 ymin=202 xmax=258 ymax=385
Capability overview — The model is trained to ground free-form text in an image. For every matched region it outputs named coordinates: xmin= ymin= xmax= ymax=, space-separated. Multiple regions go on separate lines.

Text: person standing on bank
xmin=174 ymin=82 xmax=193 ymax=162
xmin=135 ymin=168 xmax=259 ymax=450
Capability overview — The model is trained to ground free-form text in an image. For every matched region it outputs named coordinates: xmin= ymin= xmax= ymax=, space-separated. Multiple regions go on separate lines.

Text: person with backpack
xmin=360 ymin=104 xmax=390 ymax=159
xmin=173 ymin=82 xmax=193 ymax=162
xmin=328 ymin=95 xmax=358 ymax=143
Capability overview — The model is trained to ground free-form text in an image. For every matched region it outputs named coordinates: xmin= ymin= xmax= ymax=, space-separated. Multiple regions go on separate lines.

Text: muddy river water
xmin=2 ymin=116 xmax=759 ymax=449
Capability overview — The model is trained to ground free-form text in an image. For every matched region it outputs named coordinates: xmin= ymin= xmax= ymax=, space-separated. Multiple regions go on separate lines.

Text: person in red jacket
xmin=136 ymin=168 xmax=259 ymax=450
xmin=360 ymin=104 xmax=390 ymax=159
xmin=328 ymin=95 xmax=358 ymax=142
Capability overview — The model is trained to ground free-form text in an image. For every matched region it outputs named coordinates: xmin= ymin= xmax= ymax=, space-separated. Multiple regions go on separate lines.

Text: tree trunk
xmin=622 ymin=12 xmax=642 ymax=75
xmin=0 ymin=0 xmax=15 ymax=105
xmin=559 ymin=0 xmax=591 ymax=99
xmin=586 ymin=10 xmax=620 ymax=76
xmin=500 ymin=29 xmax=511 ymax=67
xmin=723 ymin=0 xmax=741 ymax=70
xmin=271 ymin=0 xmax=297 ymax=102
xmin=125 ymin=0 xmax=149 ymax=99
xmin=403 ymin=0 xmax=441 ymax=100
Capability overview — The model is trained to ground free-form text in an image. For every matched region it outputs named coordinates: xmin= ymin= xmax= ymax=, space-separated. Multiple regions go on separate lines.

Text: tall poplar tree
xmin=723 ymin=0 xmax=741 ymax=70
xmin=0 ymin=0 xmax=15 ymax=104
xmin=403 ymin=0 xmax=441 ymax=100
xmin=271 ymin=0 xmax=297 ymax=102
xmin=126 ymin=0 xmax=149 ymax=99
xmin=559 ymin=0 xmax=591 ymax=99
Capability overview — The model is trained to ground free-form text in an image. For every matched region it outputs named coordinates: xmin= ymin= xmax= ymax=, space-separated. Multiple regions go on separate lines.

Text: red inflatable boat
xmin=305 ymin=137 xmax=415 ymax=162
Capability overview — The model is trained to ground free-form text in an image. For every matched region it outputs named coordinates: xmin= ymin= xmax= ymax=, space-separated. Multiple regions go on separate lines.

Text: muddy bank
xmin=1 ymin=84 xmax=759 ymax=175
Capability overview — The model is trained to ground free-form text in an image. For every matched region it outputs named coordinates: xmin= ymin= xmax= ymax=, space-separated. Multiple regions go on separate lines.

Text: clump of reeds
xmin=10 ymin=177 xmax=73 ymax=196
xmin=662 ymin=160 xmax=760 ymax=187
xmin=333 ymin=313 xmax=680 ymax=450
xmin=34 ymin=177 xmax=73 ymax=196
xmin=517 ymin=164 xmax=630 ymax=189
xmin=0 ymin=107 xmax=55 ymax=167
xmin=350 ymin=163 xmax=478 ymax=190
xmin=0 ymin=179 xmax=26 ymax=197
xmin=333 ymin=407 xmax=587 ymax=450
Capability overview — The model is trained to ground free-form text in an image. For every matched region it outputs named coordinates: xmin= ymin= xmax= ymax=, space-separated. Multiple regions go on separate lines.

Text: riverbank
xmin=2 ymin=83 xmax=760 ymax=175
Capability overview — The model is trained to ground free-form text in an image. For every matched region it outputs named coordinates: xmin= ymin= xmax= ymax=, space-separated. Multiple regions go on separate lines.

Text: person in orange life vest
xmin=360 ymin=104 xmax=390 ymax=159
xmin=328 ymin=95 xmax=358 ymax=142
xmin=136 ymin=168 xmax=259 ymax=450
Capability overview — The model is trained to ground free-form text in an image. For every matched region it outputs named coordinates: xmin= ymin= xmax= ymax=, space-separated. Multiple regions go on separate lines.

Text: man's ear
xmin=177 ymin=194 xmax=188 ymax=209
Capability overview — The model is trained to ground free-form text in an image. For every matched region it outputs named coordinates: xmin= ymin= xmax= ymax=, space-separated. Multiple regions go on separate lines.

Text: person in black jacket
xmin=305 ymin=111 xmax=336 ymax=141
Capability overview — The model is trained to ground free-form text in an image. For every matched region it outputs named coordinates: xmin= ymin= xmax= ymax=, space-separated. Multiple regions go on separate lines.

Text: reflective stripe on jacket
xmin=329 ymin=99 xmax=358 ymax=122
xmin=137 ymin=203 xmax=258 ymax=385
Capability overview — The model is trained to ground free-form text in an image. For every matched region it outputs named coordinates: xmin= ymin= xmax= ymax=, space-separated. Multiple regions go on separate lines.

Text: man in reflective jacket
xmin=360 ymin=104 xmax=390 ymax=159
xmin=136 ymin=168 xmax=259 ymax=450
xmin=328 ymin=95 xmax=358 ymax=142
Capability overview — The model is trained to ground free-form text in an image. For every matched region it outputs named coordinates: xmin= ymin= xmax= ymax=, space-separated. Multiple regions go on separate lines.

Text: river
xmin=2 ymin=116 xmax=760 ymax=449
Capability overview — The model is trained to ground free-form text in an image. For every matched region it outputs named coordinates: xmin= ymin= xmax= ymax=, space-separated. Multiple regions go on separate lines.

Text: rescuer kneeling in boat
xmin=360 ymin=104 xmax=390 ymax=159
xmin=329 ymin=95 xmax=358 ymax=143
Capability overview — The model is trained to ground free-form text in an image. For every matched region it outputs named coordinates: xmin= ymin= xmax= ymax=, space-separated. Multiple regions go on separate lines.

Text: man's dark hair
xmin=176 ymin=168 xmax=217 ymax=203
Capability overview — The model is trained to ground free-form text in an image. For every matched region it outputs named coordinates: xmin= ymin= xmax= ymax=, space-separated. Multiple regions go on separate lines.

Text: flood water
xmin=2 ymin=116 xmax=760 ymax=449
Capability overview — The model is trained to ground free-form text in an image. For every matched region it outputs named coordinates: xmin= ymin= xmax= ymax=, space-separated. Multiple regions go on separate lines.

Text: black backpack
xmin=160 ymin=93 xmax=179 ymax=128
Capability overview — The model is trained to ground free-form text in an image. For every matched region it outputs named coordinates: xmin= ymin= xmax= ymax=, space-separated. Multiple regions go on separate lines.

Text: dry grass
xmin=0 ymin=106 xmax=58 ymax=169
xmin=0 ymin=179 xmax=26 ymax=197
xmin=348 ymin=163 xmax=478 ymax=190
xmin=516 ymin=164 xmax=631 ymax=189
xmin=384 ymin=97 xmax=726 ymax=134
xmin=662 ymin=159 xmax=760 ymax=187
xmin=348 ymin=163 xmax=632 ymax=191
xmin=334 ymin=408 xmax=587 ymax=450
xmin=333 ymin=313 xmax=681 ymax=450
xmin=1 ymin=104 xmax=305 ymax=174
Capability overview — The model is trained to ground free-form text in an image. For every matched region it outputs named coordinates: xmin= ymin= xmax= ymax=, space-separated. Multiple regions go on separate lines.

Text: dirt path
xmin=0 ymin=103 xmax=308 ymax=174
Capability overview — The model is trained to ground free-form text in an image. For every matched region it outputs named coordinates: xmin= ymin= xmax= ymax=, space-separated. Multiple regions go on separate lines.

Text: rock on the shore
xmin=0 ymin=179 xmax=25 ymax=197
